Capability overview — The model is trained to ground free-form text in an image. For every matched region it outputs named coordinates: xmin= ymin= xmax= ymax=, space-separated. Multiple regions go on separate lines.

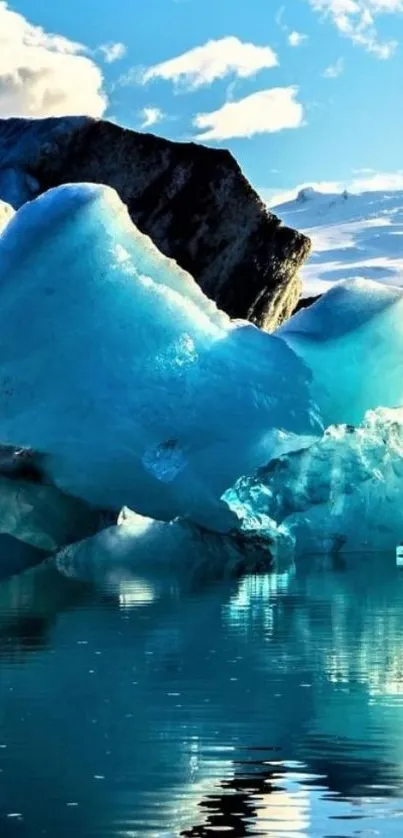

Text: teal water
xmin=0 ymin=541 xmax=403 ymax=836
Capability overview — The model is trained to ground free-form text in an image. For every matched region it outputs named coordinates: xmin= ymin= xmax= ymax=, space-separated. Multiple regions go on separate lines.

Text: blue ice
xmin=278 ymin=279 xmax=403 ymax=426
xmin=0 ymin=183 xmax=320 ymax=535
xmin=1 ymin=183 xmax=403 ymax=557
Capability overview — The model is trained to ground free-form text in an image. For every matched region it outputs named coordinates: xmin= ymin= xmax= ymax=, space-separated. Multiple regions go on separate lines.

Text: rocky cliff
xmin=0 ymin=116 xmax=310 ymax=330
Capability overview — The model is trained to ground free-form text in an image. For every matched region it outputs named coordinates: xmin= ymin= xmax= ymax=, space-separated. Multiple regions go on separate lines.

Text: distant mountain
xmin=273 ymin=187 xmax=403 ymax=298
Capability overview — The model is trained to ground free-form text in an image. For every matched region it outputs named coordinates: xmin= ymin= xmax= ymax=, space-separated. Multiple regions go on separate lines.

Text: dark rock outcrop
xmin=294 ymin=294 xmax=321 ymax=313
xmin=0 ymin=116 xmax=310 ymax=330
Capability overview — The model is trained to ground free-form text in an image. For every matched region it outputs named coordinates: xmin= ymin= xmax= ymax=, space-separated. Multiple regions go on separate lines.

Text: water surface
xmin=0 ymin=540 xmax=403 ymax=836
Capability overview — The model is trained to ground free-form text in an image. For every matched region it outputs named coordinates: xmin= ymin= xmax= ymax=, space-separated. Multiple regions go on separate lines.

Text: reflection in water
xmin=0 ymin=543 xmax=403 ymax=835
xmin=0 ymin=572 xmax=91 ymax=660
xmin=0 ymin=534 xmax=46 ymax=582
xmin=182 ymin=759 xmax=312 ymax=837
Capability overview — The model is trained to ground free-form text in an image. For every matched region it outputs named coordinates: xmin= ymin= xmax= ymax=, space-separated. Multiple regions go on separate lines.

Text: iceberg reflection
xmin=0 ymin=547 xmax=402 ymax=834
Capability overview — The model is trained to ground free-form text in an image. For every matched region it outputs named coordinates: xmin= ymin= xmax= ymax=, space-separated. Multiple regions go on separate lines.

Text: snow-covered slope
xmin=273 ymin=187 xmax=403 ymax=297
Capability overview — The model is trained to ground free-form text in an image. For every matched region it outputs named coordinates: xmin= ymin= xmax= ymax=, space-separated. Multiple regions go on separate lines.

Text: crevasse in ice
xmin=0 ymin=183 xmax=320 ymax=535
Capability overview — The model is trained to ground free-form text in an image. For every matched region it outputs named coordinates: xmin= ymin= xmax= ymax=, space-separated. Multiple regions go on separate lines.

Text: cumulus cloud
xmin=0 ymin=1 xmax=107 ymax=117
xmin=135 ymin=37 xmax=278 ymax=91
xmin=276 ymin=7 xmax=308 ymax=44
xmin=266 ymin=170 xmax=403 ymax=206
xmin=308 ymin=0 xmax=402 ymax=58
xmin=193 ymin=87 xmax=304 ymax=141
xmin=323 ymin=56 xmax=345 ymax=76
xmin=99 ymin=42 xmax=127 ymax=64
xmin=139 ymin=106 xmax=164 ymax=128
xmin=288 ymin=31 xmax=308 ymax=46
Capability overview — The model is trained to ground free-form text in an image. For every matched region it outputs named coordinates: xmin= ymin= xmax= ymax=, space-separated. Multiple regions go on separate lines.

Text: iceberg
xmin=2 ymin=181 xmax=403 ymax=557
xmin=0 ymin=472 xmax=105 ymax=552
xmin=0 ymin=183 xmax=321 ymax=534
xmin=278 ymin=279 xmax=403 ymax=426
xmin=226 ymin=406 xmax=403 ymax=554
xmin=55 ymin=510 xmax=273 ymax=590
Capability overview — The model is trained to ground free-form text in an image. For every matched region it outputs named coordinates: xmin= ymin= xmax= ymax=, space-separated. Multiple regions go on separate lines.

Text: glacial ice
xmin=225 ymin=406 xmax=403 ymax=554
xmin=0 ymin=183 xmax=320 ymax=534
xmin=279 ymin=279 xmax=403 ymax=426
xmin=0 ymin=475 xmax=103 ymax=551
xmin=56 ymin=510 xmax=272 ymax=588
xmin=1 ymin=181 xmax=403 ymax=557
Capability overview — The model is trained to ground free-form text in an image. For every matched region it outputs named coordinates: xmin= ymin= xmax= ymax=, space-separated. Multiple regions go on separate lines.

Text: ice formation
xmin=225 ymin=407 xmax=403 ymax=555
xmin=279 ymin=279 xmax=403 ymax=426
xmin=0 ymin=181 xmax=403 ymax=557
xmin=0 ymin=183 xmax=320 ymax=535
xmin=56 ymin=510 xmax=272 ymax=589
xmin=0 ymin=475 xmax=103 ymax=551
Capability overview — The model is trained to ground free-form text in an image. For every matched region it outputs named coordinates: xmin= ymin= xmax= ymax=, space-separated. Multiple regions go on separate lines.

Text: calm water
xmin=0 ymin=538 xmax=403 ymax=836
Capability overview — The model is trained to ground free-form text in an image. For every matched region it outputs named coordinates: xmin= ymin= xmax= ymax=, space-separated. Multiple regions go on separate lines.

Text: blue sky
xmin=2 ymin=0 xmax=403 ymax=203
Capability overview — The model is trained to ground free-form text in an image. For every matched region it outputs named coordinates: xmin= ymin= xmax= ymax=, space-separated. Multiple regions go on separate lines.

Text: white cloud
xmin=137 ymin=37 xmax=278 ymax=91
xmin=276 ymin=6 xmax=286 ymax=27
xmin=350 ymin=169 xmax=403 ymax=190
xmin=352 ymin=166 xmax=375 ymax=173
xmin=288 ymin=30 xmax=308 ymax=46
xmin=266 ymin=170 xmax=403 ymax=206
xmin=99 ymin=42 xmax=127 ymax=64
xmin=193 ymin=87 xmax=304 ymax=141
xmin=308 ymin=0 xmax=402 ymax=58
xmin=323 ymin=56 xmax=345 ymax=75
xmin=0 ymin=1 xmax=107 ymax=117
xmin=139 ymin=106 xmax=164 ymax=128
